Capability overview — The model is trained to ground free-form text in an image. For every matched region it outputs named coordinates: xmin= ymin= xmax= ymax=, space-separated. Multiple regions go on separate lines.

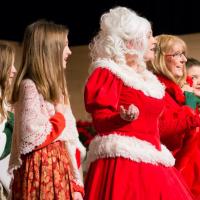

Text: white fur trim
xmin=86 ymin=134 xmax=175 ymax=170
xmin=0 ymin=133 xmax=6 ymax=158
xmin=91 ymin=59 xmax=165 ymax=99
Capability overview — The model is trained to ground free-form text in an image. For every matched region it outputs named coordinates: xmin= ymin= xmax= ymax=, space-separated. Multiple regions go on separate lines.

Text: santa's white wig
xmin=89 ymin=6 xmax=152 ymax=68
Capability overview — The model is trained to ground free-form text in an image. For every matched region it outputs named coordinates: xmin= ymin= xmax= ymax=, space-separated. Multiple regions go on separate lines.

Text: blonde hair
xmin=0 ymin=43 xmax=15 ymax=122
xmin=151 ymin=34 xmax=187 ymax=86
xmin=12 ymin=20 xmax=68 ymax=104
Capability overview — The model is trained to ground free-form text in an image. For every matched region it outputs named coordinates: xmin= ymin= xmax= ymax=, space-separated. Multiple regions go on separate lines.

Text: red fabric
xmin=157 ymin=75 xmax=200 ymax=198
xmin=35 ymin=112 xmax=65 ymax=150
xmin=84 ymin=68 xmax=127 ymax=130
xmin=12 ymin=141 xmax=84 ymax=199
xmin=175 ymin=128 xmax=200 ymax=199
xmin=76 ymin=148 xmax=81 ymax=168
xmin=157 ymin=75 xmax=200 ymax=154
xmin=33 ymin=112 xmax=84 ymax=196
xmin=72 ymin=179 xmax=85 ymax=197
xmin=76 ymin=120 xmax=96 ymax=148
xmin=175 ymin=105 xmax=200 ymax=199
xmin=84 ymin=67 xmax=194 ymax=199
xmin=85 ymin=68 xmax=163 ymax=150
xmin=186 ymin=76 xmax=193 ymax=87
xmin=158 ymin=75 xmax=185 ymax=105
xmin=84 ymin=158 xmax=193 ymax=200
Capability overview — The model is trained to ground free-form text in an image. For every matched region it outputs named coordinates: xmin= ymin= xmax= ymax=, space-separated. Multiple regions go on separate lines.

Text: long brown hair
xmin=0 ymin=43 xmax=15 ymax=122
xmin=12 ymin=20 xmax=68 ymax=104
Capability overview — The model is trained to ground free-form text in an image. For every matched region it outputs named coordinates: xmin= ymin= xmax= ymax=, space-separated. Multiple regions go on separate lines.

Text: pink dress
xmin=84 ymin=59 xmax=194 ymax=200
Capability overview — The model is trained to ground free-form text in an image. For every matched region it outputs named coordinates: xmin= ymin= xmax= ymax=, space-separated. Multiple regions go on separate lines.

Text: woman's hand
xmin=120 ymin=104 xmax=139 ymax=121
xmin=74 ymin=192 xmax=83 ymax=200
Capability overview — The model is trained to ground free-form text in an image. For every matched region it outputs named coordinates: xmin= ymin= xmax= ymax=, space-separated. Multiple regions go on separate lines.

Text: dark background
xmin=0 ymin=0 xmax=199 ymax=46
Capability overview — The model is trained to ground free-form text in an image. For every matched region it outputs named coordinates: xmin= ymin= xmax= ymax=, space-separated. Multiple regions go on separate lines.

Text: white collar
xmin=91 ymin=59 xmax=165 ymax=99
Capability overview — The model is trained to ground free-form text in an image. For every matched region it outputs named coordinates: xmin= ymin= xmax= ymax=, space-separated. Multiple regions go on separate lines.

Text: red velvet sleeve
xmin=35 ymin=112 xmax=65 ymax=150
xmin=84 ymin=68 xmax=129 ymax=132
xmin=159 ymin=92 xmax=200 ymax=151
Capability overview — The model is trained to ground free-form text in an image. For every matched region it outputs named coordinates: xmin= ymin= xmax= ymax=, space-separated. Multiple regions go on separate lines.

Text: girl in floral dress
xmin=9 ymin=20 xmax=85 ymax=200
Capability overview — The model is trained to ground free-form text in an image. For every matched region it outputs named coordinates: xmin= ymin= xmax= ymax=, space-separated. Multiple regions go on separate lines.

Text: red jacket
xmin=157 ymin=75 xmax=200 ymax=155
xmin=158 ymin=75 xmax=200 ymax=198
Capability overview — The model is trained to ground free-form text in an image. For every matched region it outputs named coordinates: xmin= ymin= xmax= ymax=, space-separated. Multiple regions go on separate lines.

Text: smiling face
xmin=150 ymin=35 xmax=188 ymax=84
xmin=164 ymin=43 xmax=187 ymax=79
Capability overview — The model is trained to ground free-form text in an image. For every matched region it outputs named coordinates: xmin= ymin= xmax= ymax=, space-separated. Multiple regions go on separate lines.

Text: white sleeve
xmin=0 ymin=120 xmax=7 ymax=157
xmin=0 ymin=132 xmax=6 ymax=157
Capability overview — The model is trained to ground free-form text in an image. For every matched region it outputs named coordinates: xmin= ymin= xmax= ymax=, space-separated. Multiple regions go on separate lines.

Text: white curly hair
xmin=89 ymin=6 xmax=152 ymax=68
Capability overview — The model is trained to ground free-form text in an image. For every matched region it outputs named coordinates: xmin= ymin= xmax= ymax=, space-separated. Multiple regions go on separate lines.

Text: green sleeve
xmin=184 ymin=91 xmax=197 ymax=109
xmin=0 ymin=112 xmax=14 ymax=160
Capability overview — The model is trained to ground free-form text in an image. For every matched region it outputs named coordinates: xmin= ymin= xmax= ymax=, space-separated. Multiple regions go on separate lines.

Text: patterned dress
xmin=9 ymin=79 xmax=85 ymax=200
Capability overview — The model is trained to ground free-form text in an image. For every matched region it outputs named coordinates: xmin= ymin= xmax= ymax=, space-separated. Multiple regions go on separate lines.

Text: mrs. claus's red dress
xmin=84 ymin=59 xmax=194 ymax=200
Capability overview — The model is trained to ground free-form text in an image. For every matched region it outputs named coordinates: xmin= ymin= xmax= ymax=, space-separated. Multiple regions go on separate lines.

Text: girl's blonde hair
xmin=151 ymin=34 xmax=187 ymax=86
xmin=12 ymin=20 xmax=68 ymax=104
xmin=0 ymin=43 xmax=15 ymax=122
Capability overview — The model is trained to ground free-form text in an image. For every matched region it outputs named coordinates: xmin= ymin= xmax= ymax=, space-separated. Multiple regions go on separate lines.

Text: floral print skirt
xmin=11 ymin=141 xmax=75 ymax=200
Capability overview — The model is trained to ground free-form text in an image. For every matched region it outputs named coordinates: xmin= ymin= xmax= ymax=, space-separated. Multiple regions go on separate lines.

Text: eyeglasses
xmin=165 ymin=52 xmax=186 ymax=58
